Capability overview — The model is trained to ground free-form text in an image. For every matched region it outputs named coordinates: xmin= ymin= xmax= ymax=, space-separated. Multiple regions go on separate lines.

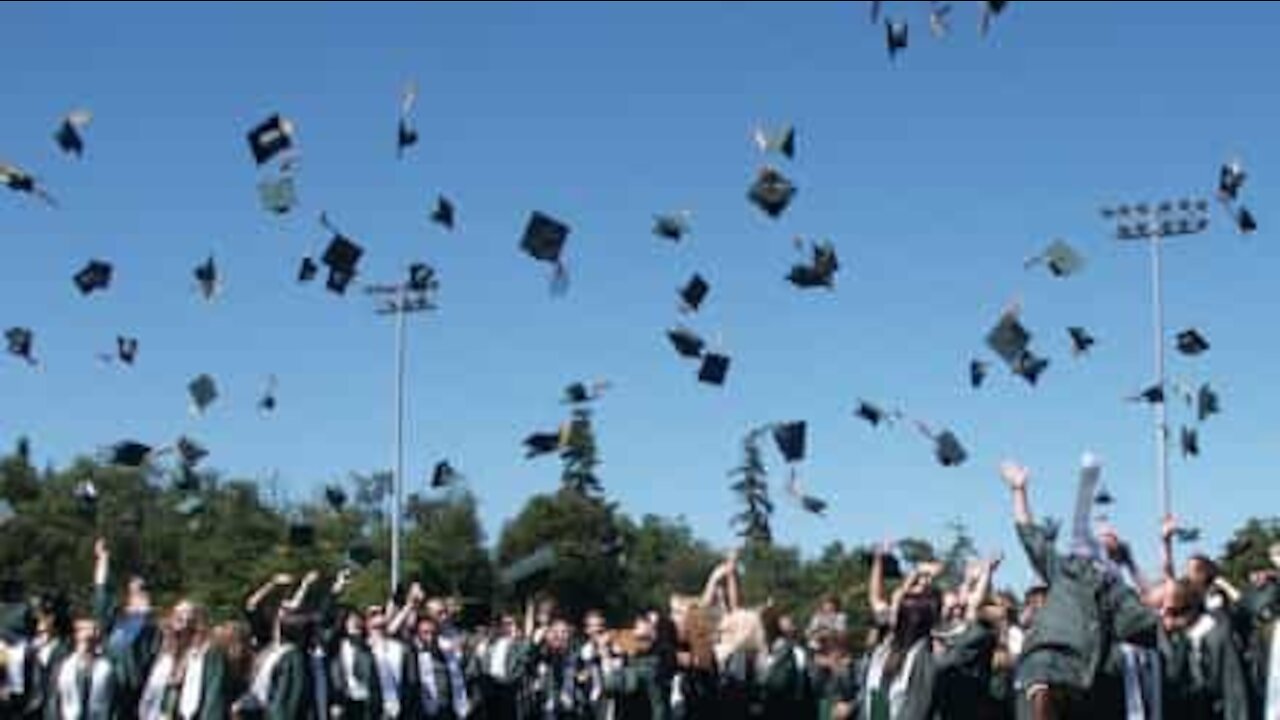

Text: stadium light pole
xmin=366 ymin=270 xmax=437 ymax=597
xmin=1099 ymin=198 xmax=1210 ymax=522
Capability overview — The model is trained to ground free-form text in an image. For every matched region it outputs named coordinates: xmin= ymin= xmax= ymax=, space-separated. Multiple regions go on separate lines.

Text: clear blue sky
xmin=3 ymin=1 xmax=1279 ymax=587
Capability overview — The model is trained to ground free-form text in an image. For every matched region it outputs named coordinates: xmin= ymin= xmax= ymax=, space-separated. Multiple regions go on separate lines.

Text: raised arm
xmin=283 ymin=571 xmax=319 ymax=611
xmin=1160 ymin=515 xmax=1177 ymax=584
xmin=699 ymin=562 xmax=728 ymax=609
xmin=868 ymin=541 xmax=890 ymax=619
xmin=245 ymin=573 xmax=293 ymax=613
xmin=724 ymin=550 xmax=742 ymax=612
xmin=1001 ymin=462 xmax=1032 ymax=526
xmin=91 ymin=538 xmax=115 ymax=628
xmin=965 ymin=554 xmax=1001 ymax=622
xmin=387 ymin=583 xmax=423 ymax=638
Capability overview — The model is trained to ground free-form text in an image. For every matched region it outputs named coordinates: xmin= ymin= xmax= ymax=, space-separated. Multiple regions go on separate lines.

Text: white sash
xmin=1265 ymin=622 xmax=1280 ymax=720
xmin=1120 ymin=644 xmax=1161 ymax=720
xmin=417 ymin=647 xmax=440 ymax=716
xmin=488 ymin=637 xmax=512 ymax=681
xmin=863 ymin=639 xmax=925 ymax=720
xmin=179 ymin=645 xmax=207 ymax=719
xmin=3 ymin=639 xmax=27 ymax=695
xmin=139 ymin=652 xmax=174 ymax=720
xmin=1186 ymin=614 xmax=1216 ymax=688
xmin=371 ymin=637 xmax=403 ymax=717
xmin=444 ymin=646 xmax=469 ymax=718
xmin=251 ymin=643 xmax=290 ymax=706
xmin=56 ymin=653 xmax=112 ymax=719
xmin=340 ymin=640 xmax=369 ymax=701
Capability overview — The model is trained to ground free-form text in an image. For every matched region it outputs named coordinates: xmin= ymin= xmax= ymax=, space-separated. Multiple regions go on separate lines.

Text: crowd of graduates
xmin=0 ymin=458 xmax=1278 ymax=720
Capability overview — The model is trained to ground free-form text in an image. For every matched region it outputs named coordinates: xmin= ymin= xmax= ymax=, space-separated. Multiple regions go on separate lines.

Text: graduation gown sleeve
xmin=268 ymin=647 xmax=313 ymax=720
xmin=196 ymin=647 xmax=230 ymax=720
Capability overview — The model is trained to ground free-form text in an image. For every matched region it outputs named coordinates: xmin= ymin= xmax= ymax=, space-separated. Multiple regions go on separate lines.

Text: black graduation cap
xmin=772 ymin=421 xmax=806 ymax=463
xmin=431 ymin=460 xmax=460 ymax=489
xmin=934 ymin=431 xmax=967 ymax=467
xmin=667 ymin=326 xmax=706 ymax=359
xmin=5 ymin=327 xmax=35 ymax=364
xmin=397 ymin=81 xmax=418 ymax=158
xmin=1218 ymin=160 xmax=1247 ymax=202
xmin=1094 ymin=485 xmax=1114 ymax=506
xmin=1067 ymin=326 xmax=1095 ymax=356
xmin=800 ymin=495 xmax=828 ymax=515
xmin=193 ymin=256 xmax=219 ymax=300
xmin=653 ymin=212 xmax=692 ymax=242
xmin=247 ymin=114 xmax=295 ymax=165
xmin=1029 ymin=240 xmax=1085 ymax=278
xmin=1172 ymin=527 xmax=1202 ymax=544
xmin=109 ymin=440 xmax=153 ymax=467
xmin=523 ymin=431 xmax=563 ymax=459
xmin=1197 ymin=383 xmax=1220 ymax=422
xmin=969 ymin=359 xmax=988 ymax=389
xmin=747 ymin=167 xmax=797 ymax=218
xmin=752 ymin=124 xmax=796 ymax=160
xmin=117 ymin=336 xmax=138 ymax=365
xmin=297 ymin=256 xmax=319 ymax=283
xmin=1175 ymin=329 xmax=1210 ymax=356
xmin=1012 ymin=351 xmax=1049 ymax=386
xmin=886 ymin=19 xmax=909 ymax=58
xmin=979 ymin=0 xmax=1008 ymax=36
xmin=73 ymin=260 xmax=113 ymax=296
xmin=408 ymin=263 xmax=436 ymax=293
xmin=0 ymin=163 xmax=57 ymax=207
xmin=324 ymin=485 xmax=348 ymax=511
xmin=563 ymin=381 xmax=608 ymax=405
xmin=1180 ymin=426 xmax=1199 ymax=458
xmin=521 ymin=211 xmax=570 ymax=293
xmin=188 ymin=373 xmax=219 ymax=414
xmin=54 ymin=110 xmax=91 ymax=157
xmin=1236 ymin=206 xmax=1257 ymax=234
xmin=858 ymin=548 xmax=903 ymax=580
xmin=854 ymin=400 xmax=888 ymax=427
xmin=257 ymin=176 xmax=297 ymax=215
xmin=430 ymin=195 xmax=455 ymax=230
xmin=1129 ymin=383 xmax=1165 ymax=404
xmin=929 ymin=1 xmax=952 ymax=37
xmin=986 ymin=311 xmax=1032 ymax=367
xmin=787 ymin=241 xmax=839 ymax=289
xmin=175 ymin=436 xmax=209 ymax=467
xmin=679 ymin=274 xmax=710 ymax=313
xmin=321 ymin=228 xmax=364 ymax=296
xmin=287 ymin=520 xmax=315 ymax=548
xmin=258 ymin=375 xmax=278 ymax=414
xmin=698 ymin=353 xmax=731 ymax=386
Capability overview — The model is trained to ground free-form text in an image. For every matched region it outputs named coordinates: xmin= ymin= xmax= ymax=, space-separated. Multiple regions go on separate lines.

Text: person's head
xmin=819 ymin=595 xmax=840 ymax=615
xmin=1096 ymin=525 xmax=1122 ymax=559
xmin=1185 ymin=555 xmax=1219 ymax=593
xmin=893 ymin=586 xmax=941 ymax=648
xmin=680 ymin=604 xmax=716 ymax=669
xmin=535 ymin=597 xmax=557 ymax=628
xmin=1161 ymin=579 xmax=1205 ymax=633
xmin=941 ymin=589 xmax=964 ymax=623
xmin=498 ymin=613 xmax=518 ymax=639
xmin=278 ymin=611 xmax=312 ymax=647
xmin=415 ymin=616 xmax=438 ymax=646
xmin=365 ymin=605 xmax=388 ymax=637
xmin=340 ymin=607 xmax=365 ymax=639
xmin=630 ymin=615 xmax=655 ymax=655
xmin=212 ymin=621 xmax=253 ymax=679
xmin=583 ymin=610 xmax=606 ymax=639
xmin=73 ymin=617 xmax=100 ymax=653
xmin=1020 ymin=585 xmax=1048 ymax=627
xmin=126 ymin=574 xmax=151 ymax=612
xmin=34 ymin=594 xmax=70 ymax=638
xmin=776 ymin=613 xmax=797 ymax=640
xmin=547 ymin=619 xmax=572 ymax=652
xmin=425 ymin=597 xmax=449 ymax=625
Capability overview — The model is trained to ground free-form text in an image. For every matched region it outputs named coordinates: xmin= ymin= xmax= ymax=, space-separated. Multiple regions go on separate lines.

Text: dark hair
xmin=279 ymin=611 xmax=313 ymax=646
xmin=1187 ymin=555 xmax=1220 ymax=584
xmin=882 ymin=587 xmax=941 ymax=684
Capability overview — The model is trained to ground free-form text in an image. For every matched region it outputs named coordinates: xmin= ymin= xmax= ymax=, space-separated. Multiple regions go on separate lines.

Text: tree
xmin=1217 ymin=516 xmax=1280 ymax=586
xmin=561 ymin=404 xmax=604 ymax=499
xmin=730 ymin=427 xmax=773 ymax=546
xmin=621 ymin=514 xmax=721 ymax=613
xmin=403 ymin=490 xmax=495 ymax=605
xmin=939 ymin=520 xmax=979 ymax=589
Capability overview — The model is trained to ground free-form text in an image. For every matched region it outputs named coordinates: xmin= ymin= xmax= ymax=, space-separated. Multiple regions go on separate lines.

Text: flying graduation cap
xmin=521 ymin=211 xmax=571 ymax=295
xmin=929 ymin=1 xmax=952 ymax=38
xmin=752 ymin=124 xmax=796 ymax=159
xmin=1068 ymin=327 xmax=1096 ymax=356
xmin=175 ymin=435 xmax=209 ymax=468
xmin=772 ymin=421 xmax=806 ymax=464
xmin=563 ymin=380 xmax=609 ymax=405
xmin=523 ymin=430 xmax=564 ymax=459
xmin=979 ymin=0 xmax=1009 ymax=36
xmin=247 ymin=114 xmax=295 ymax=166
xmin=324 ymin=485 xmax=348 ymax=511
xmin=116 ymin=336 xmax=138 ymax=365
xmin=320 ymin=214 xmax=364 ymax=295
xmin=1236 ymin=206 xmax=1258 ymax=234
xmin=397 ymin=81 xmax=419 ymax=158
xmin=667 ymin=326 xmax=706 ymax=359
xmin=854 ymin=399 xmax=895 ymax=427
xmin=1 ymin=163 xmax=58 ymax=207
xmin=969 ymin=359 xmax=989 ymax=389
xmin=679 ymin=273 xmax=710 ymax=313
xmin=653 ymin=211 xmax=692 ymax=242
xmin=73 ymin=260 xmax=113 ymax=296
xmin=1175 ymin=328 xmax=1210 ymax=356
xmin=108 ymin=440 xmax=153 ymax=467
xmin=1180 ymin=426 xmax=1199 ymax=458
xmin=1218 ymin=160 xmax=1247 ymax=202
xmin=1026 ymin=239 xmax=1085 ymax=278
xmin=787 ymin=240 xmax=839 ymax=289
xmin=193 ymin=256 xmax=219 ymax=300
xmin=886 ymin=19 xmax=909 ymax=59
xmin=1197 ymin=383 xmax=1220 ymax=422
xmin=1128 ymin=383 xmax=1165 ymax=404
xmin=785 ymin=475 xmax=827 ymax=516
xmin=914 ymin=421 xmax=967 ymax=467
xmin=53 ymin=109 xmax=92 ymax=157
xmin=258 ymin=375 xmax=278 ymax=414
xmin=698 ymin=352 xmax=731 ymax=386
xmin=986 ymin=310 xmax=1031 ymax=367
xmin=257 ymin=176 xmax=297 ymax=215
xmin=297 ymin=256 xmax=319 ymax=283
xmin=187 ymin=374 xmax=219 ymax=415
xmin=430 ymin=195 xmax=455 ymax=230
xmin=747 ymin=167 xmax=797 ymax=218
xmin=5 ymin=327 xmax=35 ymax=365
xmin=431 ymin=460 xmax=461 ymax=489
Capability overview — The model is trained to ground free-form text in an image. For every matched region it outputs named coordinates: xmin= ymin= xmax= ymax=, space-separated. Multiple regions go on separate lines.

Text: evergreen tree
xmin=730 ymin=427 xmax=773 ymax=546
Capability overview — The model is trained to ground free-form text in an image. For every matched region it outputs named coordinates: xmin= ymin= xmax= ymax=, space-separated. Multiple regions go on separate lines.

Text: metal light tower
xmin=366 ymin=267 xmax=437 ymax=596
xmin=1099 ymin=198 xmax=1210 ymax=521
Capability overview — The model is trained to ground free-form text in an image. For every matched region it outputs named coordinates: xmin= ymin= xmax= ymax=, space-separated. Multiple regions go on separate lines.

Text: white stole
xmin=488 ymin=637 xmax=512 ymax=681
xmin=417 ymin=647 xmax=440 ymax=716
xmin=251 ymin=642 xmax=291 ymax=707
xmin=863 ymin=639 xmax=926 ymax=720
xmin=371 ymin=637 xmax=404 ymax=718
xmin=1186 ymin=614 xmax=1216 ymax=688
xmin=3 ymin=639 xmax=26 ymax=695
xmin=1120 ymin=644 xmax=1161 ymax=720
xmin=1265 ymin=621 xmax=1280 ymax=720
xmin=340 ymin=640 xmax=369 ymax=701
xmin=55 ymin=653 xmax=112 ymax=720
xmin=139 ymin=652 xmax=174 ymax=720
xmin=443 ymin=644 xmax=469 ymax=718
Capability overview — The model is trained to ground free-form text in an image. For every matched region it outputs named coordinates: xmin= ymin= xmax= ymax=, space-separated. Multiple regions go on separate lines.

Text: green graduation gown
xmin=604 ymin=653 xmax=669 ymax=720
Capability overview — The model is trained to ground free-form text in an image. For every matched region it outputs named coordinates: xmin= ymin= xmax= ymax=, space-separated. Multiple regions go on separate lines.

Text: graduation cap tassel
xmin=550 ymin=262 xmax=569 ymax=297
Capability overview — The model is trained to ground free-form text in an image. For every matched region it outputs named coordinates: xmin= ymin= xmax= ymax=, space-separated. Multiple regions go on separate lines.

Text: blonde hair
xmin=715 ymin=609 xmax=765 ymax=663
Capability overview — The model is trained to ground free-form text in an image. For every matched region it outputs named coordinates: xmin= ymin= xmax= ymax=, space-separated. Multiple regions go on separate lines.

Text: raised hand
xmin=1000 ymin=461 xmax=1029 ymax=491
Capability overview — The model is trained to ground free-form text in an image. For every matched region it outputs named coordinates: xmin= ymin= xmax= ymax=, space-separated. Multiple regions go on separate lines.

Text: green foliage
xmin=561 ymin=406 xmax=604 ymax=499
xmin=730 ymin=428 xmax=772 ymax=546
xmin=1218 ymin=516 xmax=1280 ymax=585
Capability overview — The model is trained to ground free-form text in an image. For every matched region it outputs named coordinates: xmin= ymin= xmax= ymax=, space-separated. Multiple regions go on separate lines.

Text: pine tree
xmin=561 ymin=403 xmax=604 ymax=499
xmin=729 ymin=427 xmax=772 ymax=545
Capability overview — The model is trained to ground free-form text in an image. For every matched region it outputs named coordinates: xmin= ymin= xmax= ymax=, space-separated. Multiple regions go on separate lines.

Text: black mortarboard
xmin=747 ymin=167 xmax=797 ymax=218
xmin=886 ymin=19 xmax=909 ymax=58
xmin=1218 ymin=160 xmax=1246 ymax=202
xmin=523 ymin=431 xmax=563 ymax=459
xmin=257 ymin=176 xmax=297 ymax=215
xmin=73 ymin=260 xmax=113 ymax=296
xmin=1176 ymin=329 xmax=1210 ymax=356
xmin=800 ymin=495 xmax=827 ymax=515
xmin=1129 ymin=383 xmax=1164 ymax=404
xmin=753 ymin=124 xmax=796 ymax=159
xmin=258 ymin=375 xmax=278 ymax=413
xmin=188 ymin=373 xmax=218 ymax=414
xmin=288 ymin=520 xmax=315 ymax=548
xmin=247 ymin=114 xmax=295 ymax=165
xmin=408 ymin=263 xmax=436 ymax=293
xmin=986 ymin=311 xmax=1031 ymax=367
xmin=5 ymin=327 xmax=35 ymax=364
xmin=321 ymin=219 xmax=364 ymax=296
xmin=397 ymin=81 xmax=418 ymax=158
xmin=430 ymin=195 xmax=455 ymax=230
xmin=297 ymin=256 xmax=319 ymax=283
xmin=1032 ymin=239 xmax=1085 ymax=278
xmin=980 ymin=0 xmax=1008 ymax=36
xmin=563 ymin=381 xmax=609 ymax=404
xmin=109 ymin=441 xmax=152 ymax=467
xmin=854 ymin=400 xmax=887 ymax=427
xmin=1180 ymin=426 xmax=1199 ymax=458
xmin=1172 ymin=527 xmax=1201 ymax=544
xmin=1197 ymin=383 xmax=1220 ymax=422
xmin=698 ymin=353 xmax=730 ymax=386
xmin=176 ymin=436 xmax=209 ymax=467
xmin=117 ymin=336 xmax=138 ymax=365
xmin=858 ymin=548 xmax=903 ymax=580
xmin=1237 ymin=206 xmax=1257 ymax=234
xmin=787 ymin=241 xmax=839 ymax=289
xmin=0 ymin=163 xmax=57 ymax=207
xmin=193 ymin=256 xmax=218 ymax=300
xmin=969 ymin=359 xmax=988 ymax=389
xmin=679 ymin=273 xmax=709 ymax=312
xmin=1012 ymin=351 xmax=1049 ymax=386
xmin=1094 ymin=485 xmax=1114 ymax=506
xmin=54 ymin=110 xmax=91 ymax=157
xmin=924 ymin=428 xmax=967 ymax=467
xmin=653 ymin=212 xmax=692 ymax=242
xmin=348 ymin=540 xmax=376 ymax=567
xmin=667 ymin=326 xmax=705 ymax=359
xmin=522 ymin=211 xmax=569 ymax=263
xmin=772 ymin=421 xmax=806 ymax=463
xmin=431 ymin=460 xmax=460 ymax=489
xmin=1067 ymin=326 xmax=1095 ymax=356
xmin=324 ymin=485 xmax=348 ymax=511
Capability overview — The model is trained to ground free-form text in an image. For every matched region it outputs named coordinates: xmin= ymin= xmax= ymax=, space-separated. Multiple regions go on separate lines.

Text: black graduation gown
xmin=327 ymin=638 xmax=382 ymax=720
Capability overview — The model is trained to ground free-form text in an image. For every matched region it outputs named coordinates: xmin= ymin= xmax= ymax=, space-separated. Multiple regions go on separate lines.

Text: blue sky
xmin=3 ymin=1 xmax=1279 ymax=587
